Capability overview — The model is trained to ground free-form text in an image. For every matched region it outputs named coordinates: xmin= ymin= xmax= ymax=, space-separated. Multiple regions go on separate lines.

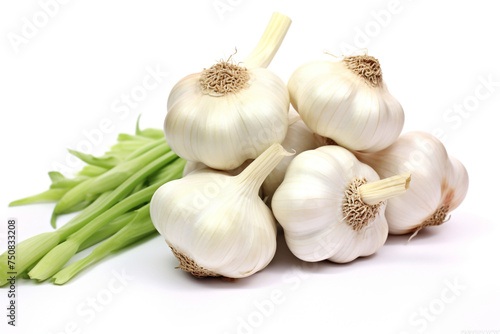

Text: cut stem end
xmin=359 ymin=173 xmax=411 ymax=205
xmin=343 ymin=178 xmax=382 ymax=231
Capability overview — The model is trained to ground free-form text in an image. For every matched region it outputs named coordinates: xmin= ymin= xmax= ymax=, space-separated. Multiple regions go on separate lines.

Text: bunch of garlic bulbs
xmin=151 ymin=13 xmax=469 ymax=280
xmin=284 ymin=53 xmax=467 ymax=242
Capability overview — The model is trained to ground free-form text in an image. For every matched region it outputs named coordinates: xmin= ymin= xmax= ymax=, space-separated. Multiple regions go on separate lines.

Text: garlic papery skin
xmin=354 ymin=131 xmax=469 ymax=237
xmin=271 ymin=145 xmax=410 ymax=263
xmin=183 ymin=160 xmax=252 ymax=178
xmin=287 ymin=55 xmax=404 ymax=152
xmin=182 ymin=109 xmax=323 ymax=204
xmin=164 ymin=13 xmax=291 ymax=170
xmin=150 ymin=143 xmax=291 ymax=278
xmin=182 ymin=159 xmax=265 ymax=199
xmin=182 ymin=161 xmax=207 ymax=177
xmin=262 ymin=109 xmax=325 ymax=204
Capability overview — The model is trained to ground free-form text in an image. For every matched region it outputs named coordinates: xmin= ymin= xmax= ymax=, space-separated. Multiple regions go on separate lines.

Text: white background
xmin=1 ymin=1 xmax=499 ymax=333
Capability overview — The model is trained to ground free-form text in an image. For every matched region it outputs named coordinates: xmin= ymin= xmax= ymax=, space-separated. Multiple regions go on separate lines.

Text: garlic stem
xmin=244 ymin=12 xmax=291 ymax=69
xmin=359 ymin=172 xmax=411 ymax=205
xmin=234 ymin=143 xmax=292 ymax=194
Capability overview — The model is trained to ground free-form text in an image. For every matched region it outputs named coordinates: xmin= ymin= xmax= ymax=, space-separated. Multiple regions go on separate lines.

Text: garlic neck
xmin=343 ymin=55 xmax=383 ymax=87
xmin=358 ymin=173 xmax=411 ymax=205
xmin=234 ymin=143 xmax=291 ymax=194
xmin=343 ymin=178 xmax=382 ymax=231
xmin=244 ymin=12 xmax=292 ymax=69
xmin=343 ymin=173 xmax=411 ymax=231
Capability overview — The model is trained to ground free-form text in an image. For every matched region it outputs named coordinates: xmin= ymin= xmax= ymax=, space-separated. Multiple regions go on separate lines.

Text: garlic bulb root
xmin=408 ymin=206 xmax=450 ymax=241
xmin=343 ymin=177 xmax=382 ymax=231
xmin=344 ymin=173 xmax=411 ymax=231
xmin=170 ymin=247 xmax=219 ymax=278
xmin=200 ymin=58 xmax=251 ymax=96
xmin=343 ymin=55 xmax=382 ymax=87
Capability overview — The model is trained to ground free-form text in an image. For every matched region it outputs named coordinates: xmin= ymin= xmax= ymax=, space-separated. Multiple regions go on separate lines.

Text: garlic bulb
xmin=165 ymin=13 xmax=291 ymax=170
xmin=272 ymin=145 xmax=410 ymax=263
xmin=262 ymin=109 xmax=325 ymax=203
xmin=354 ymin=131 xmax=468 ymax=238
xmin=287 ymin=54 xmax=404 ymax=152
xmin=150 ymin=143 xmax=291 ymax=278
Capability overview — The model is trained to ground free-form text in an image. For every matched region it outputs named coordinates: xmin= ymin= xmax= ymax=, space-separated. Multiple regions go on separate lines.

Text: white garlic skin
xmin=182 ymin=161 xmax=207 ymax=177
xmin=150 ymin=170 xmax=277 ymax=278
xmin=183 ymin=160 xmax=252 ymax=178
xmin=288 ymin=59 xmax=404 ymax=152
xmin=151 ymin=143 xmax=290 ymax=278
xmin=262 ymin=110 xmax=324 ymax=203
xmin=182 ymin=160 xmax=266 ymax=201
xmin=354 ymin=131 xmax=469 ymax=234
xmin=272 ymin=146 xmax=388 ymax=263
xmin=182 ymin=110 xmax=323 ymax=204
xmin=165 ymin=68 xmax=289 ymax=170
